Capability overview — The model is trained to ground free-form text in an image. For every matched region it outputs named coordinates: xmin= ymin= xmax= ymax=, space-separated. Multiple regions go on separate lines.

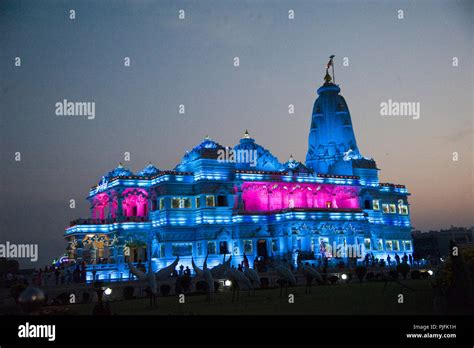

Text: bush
xmin=355 ymin=266 xmax=367 ymax=282
xmin=214 ymin=281 xmax=220 ymax=293
xmin=397 ymin=263 xmax=410 ymax=279
xmin=123 ymin=286 xmax=134 ymax=299
xmin=260 ymin=277 xmax=270 ymax=289
xmin=411 ymin=270 xmax=421 ymax=280
xmin=160 ymin=284 xmax=171 ymax=296
xmin=328 ymin=275 xmax=339 ymax=284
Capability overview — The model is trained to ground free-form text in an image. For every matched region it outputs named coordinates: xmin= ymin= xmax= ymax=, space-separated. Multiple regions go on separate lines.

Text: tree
xmin=432 ymin=241 xmax=474 ymax=314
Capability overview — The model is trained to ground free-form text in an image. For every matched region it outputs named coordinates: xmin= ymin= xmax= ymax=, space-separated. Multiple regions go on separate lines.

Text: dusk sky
xmin=1 ymin=0 xmax=472 ymax=266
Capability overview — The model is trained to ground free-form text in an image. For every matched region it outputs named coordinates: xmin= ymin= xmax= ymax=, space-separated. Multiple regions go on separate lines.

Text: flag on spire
xmin=327 ymin=55 xmax=335 ymax=69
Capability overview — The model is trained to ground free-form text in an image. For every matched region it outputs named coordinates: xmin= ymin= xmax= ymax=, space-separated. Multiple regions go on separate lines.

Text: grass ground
xmin=60 ymin=279 xmax=434 ymax=315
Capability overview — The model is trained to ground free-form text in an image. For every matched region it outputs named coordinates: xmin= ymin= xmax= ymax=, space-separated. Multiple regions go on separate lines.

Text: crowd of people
xmin=31 ymin=262 xmax=88 ymax=287
xmin=362 ymin=252 xmax=415 ymax=268
xmin=9 ymin=250 xmax=426 ymax=291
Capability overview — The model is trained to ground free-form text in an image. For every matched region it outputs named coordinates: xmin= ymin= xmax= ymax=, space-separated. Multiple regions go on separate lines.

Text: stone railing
xmin=69 ymin=216 xmax=149 ymax=226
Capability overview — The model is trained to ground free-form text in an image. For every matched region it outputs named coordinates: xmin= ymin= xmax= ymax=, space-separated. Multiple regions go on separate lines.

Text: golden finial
xmin=324 ymin=69 xmax=332 ymax=83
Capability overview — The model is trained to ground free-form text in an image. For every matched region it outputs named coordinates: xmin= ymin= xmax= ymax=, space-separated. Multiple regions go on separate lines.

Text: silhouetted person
xmin=242 ymin=253 xmax=249 ymax=269
xmin=395 ymin=253 xmax=400 ymax=265
xmin=402 ymin=253 xmax=408 ymax=264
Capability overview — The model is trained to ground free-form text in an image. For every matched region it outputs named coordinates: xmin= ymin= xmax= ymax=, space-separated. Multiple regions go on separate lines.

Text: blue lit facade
xmin=64 ymin=72 xmax=413 ymax=277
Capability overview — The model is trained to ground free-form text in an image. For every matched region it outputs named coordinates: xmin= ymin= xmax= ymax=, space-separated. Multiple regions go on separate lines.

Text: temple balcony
xmin=232 ymin=209 xmax=367 ymax=223
xmin=236 ymin=207 xmax=364 ymax=215
xmin=69 ymin=216 xmax=149 ymax=227
xmin=65 ymin=218 xmax=152 ymax=236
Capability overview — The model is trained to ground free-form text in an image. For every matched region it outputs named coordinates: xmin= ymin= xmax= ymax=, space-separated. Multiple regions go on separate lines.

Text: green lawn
xmin=60 ymin=279 xmax=434 ymax=315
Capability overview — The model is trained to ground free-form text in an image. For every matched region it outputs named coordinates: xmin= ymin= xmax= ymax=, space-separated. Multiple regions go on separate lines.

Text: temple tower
xmin=305 ymin=59 xmax=362 ymax=175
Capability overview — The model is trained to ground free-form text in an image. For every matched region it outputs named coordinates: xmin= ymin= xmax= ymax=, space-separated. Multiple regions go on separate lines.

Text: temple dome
xmin=283 ymin=155 xmax=312 ymax=174
xmin=175 ymin=136 xmax=226 ymax=169
xmin=137 ymin=162 xmax=160 ymax=177
xmin=103 ymin=163 xmax=134 ymax=181
xmin=233 ymin=130 xmax=284 ymax=171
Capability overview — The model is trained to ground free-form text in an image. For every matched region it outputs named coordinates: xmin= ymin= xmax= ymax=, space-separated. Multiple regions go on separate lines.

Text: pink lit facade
xmin=241 ymin=182 xmax=359 ymax=211
xmin=90 ymin=188 xmax=149 ymax=220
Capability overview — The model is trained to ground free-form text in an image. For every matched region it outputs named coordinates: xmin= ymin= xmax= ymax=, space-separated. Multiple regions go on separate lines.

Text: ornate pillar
xmin=115 ymin=235 xmax=126 ymax=270
xmin=116 ymin=189 xmax=124 ymax=221
xmin=236 ymin=184 xmax=244 ymax=210
xmin=75 ymin=237 xmax=84 ymax=263
xmin=107 ymin=192 xmax=113 ymax=219
xmin=291 ymin=230 xmax=298 ymax=267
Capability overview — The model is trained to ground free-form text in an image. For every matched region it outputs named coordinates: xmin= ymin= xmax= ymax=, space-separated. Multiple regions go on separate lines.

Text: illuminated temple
xmin=64 ymin=67 xmax=413 ymax=279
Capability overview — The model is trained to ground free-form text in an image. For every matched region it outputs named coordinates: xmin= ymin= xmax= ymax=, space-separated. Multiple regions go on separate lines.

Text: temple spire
xmin=306 ymin=58 xmax=361 ymax=175
xmin=324 ymin=69 xmax=332 ymax=84
xmin=325 ymin=54 xmax=335 ymax=84
xmin=243 ymin=129 xmax=250 ymax=139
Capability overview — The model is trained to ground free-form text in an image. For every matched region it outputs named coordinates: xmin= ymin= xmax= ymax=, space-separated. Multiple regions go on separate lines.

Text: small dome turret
xmin=234 ymin=130 xmax=284 ymax=171
xmin=138 ymin=162 xmax=160 ymax=177
xmin=101 ymin=163 xmax=134 ymax=183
